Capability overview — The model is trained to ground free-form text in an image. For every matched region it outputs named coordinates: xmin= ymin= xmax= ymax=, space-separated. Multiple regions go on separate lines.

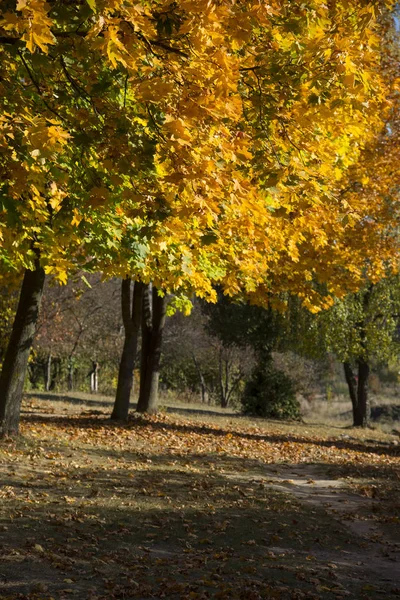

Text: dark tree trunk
xmin=27 ymin=359 xmax=41 ymax=389
xmin=49 ymin=358 xmax=60 ymax=391
xmin=67 ymin=360 xmax=74 ymax=391
xmin=343 ymin=362 xmax=357 ymax=424
xmin=0 ymin=257 xmax=45 ymax=437
xmin=351 ymin=286 xmax=372 ymax=428
xmin=218 ymin=348 xmax=225 ymax=407
xmin=354 ymin=358 xmax=370 ymax=427
xmin=138 ymin=283 xmax=152 ymax=408
xmin=137 ymin=285 xmax=167 ymax=414
xmin=111 ymin=279 xmax=143 ymax=421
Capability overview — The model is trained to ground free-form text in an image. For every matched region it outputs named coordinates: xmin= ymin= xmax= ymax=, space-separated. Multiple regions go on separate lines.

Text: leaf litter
xmin=0 ymin=395 xmax=399 ymax=599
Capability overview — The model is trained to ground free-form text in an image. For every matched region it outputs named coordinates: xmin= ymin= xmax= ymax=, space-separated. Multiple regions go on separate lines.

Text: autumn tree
xmin=0 ymin=0 xmax=398 ymax=433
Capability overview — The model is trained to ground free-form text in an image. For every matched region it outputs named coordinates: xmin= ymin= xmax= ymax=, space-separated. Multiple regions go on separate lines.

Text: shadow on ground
xmin=1 ymin=447 xmax=399 ymax=600
xmin=24 ymin=391 xmax=238 ymax=418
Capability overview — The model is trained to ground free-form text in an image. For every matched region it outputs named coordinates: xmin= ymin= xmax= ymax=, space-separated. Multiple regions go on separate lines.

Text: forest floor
xmin=0 ymin=392 xmax=399 ymax=600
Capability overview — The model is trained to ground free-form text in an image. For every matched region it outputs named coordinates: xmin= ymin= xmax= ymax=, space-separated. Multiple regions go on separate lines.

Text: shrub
xmin=241 ymin=363 xmax=301 ymax=420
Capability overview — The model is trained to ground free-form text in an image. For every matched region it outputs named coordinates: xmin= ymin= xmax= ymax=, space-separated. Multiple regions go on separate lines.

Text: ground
xmin=0 ymin=392 xmax=399 ymax=600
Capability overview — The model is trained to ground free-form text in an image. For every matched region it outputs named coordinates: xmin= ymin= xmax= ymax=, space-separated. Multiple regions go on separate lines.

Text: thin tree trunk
xmin=192 ymin=353 xmax=208 ymax=404
xmin=67 ymin=360 xmax=74 ymax=391
xmin=111 ymin=279 xmax=143 ymax=420
xmin=354 ymin=358 xmax=370 ymax=427
xmin=218 ymin=348 xmax=225 ymax=407
xmin=222 ymin=356 xmax=230 ymax=408
xmin=0 ymin=257 xmax=45 ymax=437
xmin=352 ymin=287 xmax=372 ymax=428
xmin=343 ymin=362 xmax=357 ymax=425
xmin=90 ymin=362 xmax=99 ymax=393
xmin=137 ymin=285 xmax=167 ymax=414
xmin=45 ymin=352 xmax=52 ymax=392
xmin=50 ymin=358 xmax=60 ymax=391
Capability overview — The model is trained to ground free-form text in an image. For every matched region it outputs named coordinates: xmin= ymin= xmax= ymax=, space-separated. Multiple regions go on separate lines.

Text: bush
xmin=241 ymin=363 xmax=301 ymax=420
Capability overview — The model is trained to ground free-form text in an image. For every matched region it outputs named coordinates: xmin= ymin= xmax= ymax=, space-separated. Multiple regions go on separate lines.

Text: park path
xmin=227 ymin=462 xmax=400 ymax=594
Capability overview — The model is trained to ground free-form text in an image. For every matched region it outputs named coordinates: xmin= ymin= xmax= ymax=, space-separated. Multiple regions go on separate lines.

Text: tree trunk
xmin=90 ymin=361 xmax=99 ymax=393
xmin=111 ymin=279 xmax=143 ymax=420
xmin=354 ymin=358 xmax=370 ymax=427
xmin=0 ymin=257 xmax=45 ymax=437
xmin=45 ymin=352 xmax=52 ymax=392
xmin=192 ymin=353 xmax=208 ymax=404
xmin=137 ymin=285 xmax=167 ymax=414
xmin=138 ymin=283 xmax=153 ymax=406
xmin=218 ymin=348 xmax=226 ymax=407
xmin=67 ymin=359 xmax=74 ymax=391
xmin=50 ymin=357 xmax=60 ymax=391
xmin=343 ymin=362 xmax=357 ymax=424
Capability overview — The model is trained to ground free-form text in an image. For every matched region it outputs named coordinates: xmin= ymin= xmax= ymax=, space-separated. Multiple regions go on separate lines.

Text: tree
xmin=136 ymin=284 xmax=168 ymax=414
xmin=162 ymin=300 xmax=255 ymax=406
xmin=111 ymin=279 xmax=143 ymax=420
xmin=0 ymin=0 xmax=398 ymax=432
xmin=281 ymin=276 xmax=400 ymax=427
xmin=203 ymin=292 xmax=302 ymax=418
xmin=0 ymin=252 xmax=45 ymax=435
xmin=322 ymin=280 xmax=400 ymax=427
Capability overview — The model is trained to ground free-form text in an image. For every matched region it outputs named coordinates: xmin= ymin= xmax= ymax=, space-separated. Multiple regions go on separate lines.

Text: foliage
xmin=242 ymin=362 xmax=301 ymax=420
xmin=322 ymin=279 xmax=400 ymax=364
xmin=272 ymin=351 xmax=330 ymax=401
xmin=285 ymin=277 xmax=400 ymax=366
xmin=0 ymin=0 xmax=398 ymax=309
xmin=203 ymin=292 xmax=283 ymax=359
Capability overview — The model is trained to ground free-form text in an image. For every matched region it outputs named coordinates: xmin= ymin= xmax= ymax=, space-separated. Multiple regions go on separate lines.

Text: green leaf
xmin=81 ymin=275 xmax=92 ymax=289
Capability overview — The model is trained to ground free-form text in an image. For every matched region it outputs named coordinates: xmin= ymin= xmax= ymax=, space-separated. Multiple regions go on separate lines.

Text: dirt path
xmin=227 ymin=463 xmax=400 ymax=595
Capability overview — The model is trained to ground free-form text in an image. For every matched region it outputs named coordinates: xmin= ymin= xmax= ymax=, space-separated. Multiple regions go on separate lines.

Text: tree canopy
xmin=0 ymin=0 xmax=398 ymax=308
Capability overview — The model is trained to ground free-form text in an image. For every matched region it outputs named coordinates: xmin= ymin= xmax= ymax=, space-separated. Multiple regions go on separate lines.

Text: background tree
xmin=33 ymin=275 xmax=122 ymax=393
xmin=202 ymin=293 xmax=301 ymax=419
xmin=322 ymin=280 xmax=400 ymax=427
xmin=162 ymin=300 xmax=255 ymax=407
xmin=281 ymin=277 xmax=400 ymax=427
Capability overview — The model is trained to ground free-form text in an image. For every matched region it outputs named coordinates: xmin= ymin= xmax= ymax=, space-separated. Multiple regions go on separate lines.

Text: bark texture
xmin=45 ymin=352 xmax=52 ymax=392
xmin=136 ymin=284 xmax=167 ymax=414
xmin=343 ymin=362 xmax=358 ymax=424
xmin=111 ymin=279 xmax=143 ymax=421
xmin=343 ymin=360 xmax=371 ymax=427
xmin=0 ymin=257 xmax=45 ymax=436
